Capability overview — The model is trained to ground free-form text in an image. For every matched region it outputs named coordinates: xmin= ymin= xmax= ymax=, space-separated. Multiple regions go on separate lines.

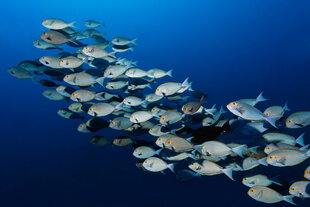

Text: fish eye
xmin=250 ymin=189 xmax=256 ymax=193
xmin=183 ymin=107 xmax=187 ymax=110
xmin=111 ymin=121 xmax=115 ymax=124
xmin=244 ymin=178 xmax=248 ymax=180
xmin=43 ymin=32 xmax=46 ymax=35
xmin=72 ymin=93 xmax=76 ymax=96
xmin=265 ymin=112 xmax=270 ymax=116
xmin=233 ymin=102 xmax=238 ymax=106
xmin=158 ymin=138 xmax=162 ymax=141
xmin=89 ymin=108 xmax=94 ymax=111
xmin=144 ymin=160 xmax=148 ymax=163
xmin=202 ymin=120 xmax=206 ymax=124
xmin=130 ymin=115 xmax=134 ymax=119
xmin=202 ymin=146 xmax=206 ymax=149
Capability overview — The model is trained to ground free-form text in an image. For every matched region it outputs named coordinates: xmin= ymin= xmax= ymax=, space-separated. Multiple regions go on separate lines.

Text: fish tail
xmin=166 ymin=69 xmax=173 ymax=77
xmin=231 ymin=145 xmax=246 ymax=158
xmin=263 ymin=115 xmax=278 ymax=128
xmin=167 ymin=163 xmax=175 ymax=173
xmin=221 ymin=167 xmax=235 ymax=181
xmin=131 ymin=38 xmax=138 ymax=45
xmin=282 ymin=195 xmax=296 ymax=205
xmin=218 ymin=106 xmax=227 ymax=114
xmin=95 ymin=77 xmax=105 ymax=86
xmin=129 ymin=47 xmax=134 ymax=52
xmin=69 ymin=21 xmax=76 ymax=28
xmin=306 ymin=148 xmax=310 ymax=157
xmin=257 ymin=157 xmax=268 ymax=166
xmin=296 ymin=133 xmax=305 ymax=146
xmin=283 ymin=101 xmax=290 ymax=111
xmin=68 ymin=37 xmax=78 ymax=45
xmin=248 ymin=146 xmax=259 ymax=154
xmin=256 ymin=92 xmax=268 ymax=103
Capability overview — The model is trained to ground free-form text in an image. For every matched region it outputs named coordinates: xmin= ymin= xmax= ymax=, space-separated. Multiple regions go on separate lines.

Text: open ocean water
xmin=1 ymin=0 xmax=310 ymax=206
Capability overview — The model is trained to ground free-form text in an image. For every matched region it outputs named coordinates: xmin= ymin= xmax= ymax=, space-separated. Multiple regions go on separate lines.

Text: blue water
xmin=1 ymin=0 xmax=310 ymax=206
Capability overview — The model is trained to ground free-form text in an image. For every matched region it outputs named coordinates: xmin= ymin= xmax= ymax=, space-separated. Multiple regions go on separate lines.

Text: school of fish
xmin=8 ymin=18 xmax=310 ymax=206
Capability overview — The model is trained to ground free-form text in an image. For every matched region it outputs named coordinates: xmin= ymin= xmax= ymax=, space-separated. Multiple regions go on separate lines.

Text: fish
xmin=147 ymin=69 xmax=173 ymax=79
xmin=142 ymin=157 xmax=175 ymax=173
xmin=83 ymin=29 xmax=104 ymax=37
xmin=56 ymin=85 xmax=76 ymax=97
xmin=227 ymin=101 xmax=278 ymax=128
xmin=63 ymin=72 xmax=104 ymax=87
xmin=70 ymin=89 xmax=96 ymax=102
xmin=248 ymin=185 xmax=295 ymax=205
xmin=286 ymin=111 xmax=310 ymax=128
xmin=88 ymin=102 xmax=117 ymax=117
xmin=39 ymin=56 xmax=62 ymax=69
xmin=189 ymin=160 xmax=234 ymax=180
xmin=130 ymin=111 xmax=153 ymax=123
xmin=41 ymin=31 xmax=77 ymax=45
xmin=84 ymin=20 xmax=105 ymax=28
xmin=90 ymin=135 xmax=110 ymax=146
xmin=68 ymin=102 xmax=93 ymax=113
xmin=82 ymin=45 xmax=114 ymax=58
xmin=42 ymin=89 xmax=67 ymax=101
xmin=112 ymin=136 xmax=135 ymax=146
xmin=112 ymin=37 xmax=137 ymax=46
xmin=242 ymin=174 xmax=282 ymax=187
xmin=125 ymin=68 xmax=148 ymax=78
xmin=289 ymin=181 xmax=310 ymax=198
xmin=264 ymin=102 xmax=290 ymax=118
xmin=8 ymin=67 xmax=36 ymax=81
xmin=305 ymin=165 xmax=310 ymax=180
xmin=237 ymin=92 xmax=267 ymax=106
xmin=57 ymin=108 xmax=83 ymax=120
xmin=104 ymin=65 xmax=129 ymax=78
xmin=160 ymin=111 xmax=183 ymax=125
xmin=59 ymin=56 xmax=84 ymax=69
xmin=133 ymin=146 xmax=160 ymax=159
xmin=123 ymin=96 xmax=147 ymax=107
xmin=155 ymin=78 xmax=192 ymax=97
xmin=264 ymin=143 xmax=306 ymax=154
xmin=200 ymin=141 xmax=246 ymax=157
xmin=42 ymin=18 xmax=75 ymax=30
xmin=262 ymin=132 xmax=305 ymax=146
xmin=182 ymin=96 xmax=205 ymax=115
xmin=266 ymin=149 xmax=310 ymax=167
xmin=109 ymin=117 xmax=133 ymax=130
xmin=33 ymin=39 xmax=63 ymax=50
xmin=105 ymin=80 xmax=128 ymax=90
xmin=164 ymin=137 xmax=194 ymax=152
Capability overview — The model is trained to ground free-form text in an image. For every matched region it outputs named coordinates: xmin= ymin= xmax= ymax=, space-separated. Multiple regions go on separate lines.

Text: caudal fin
xmin=69 ymin=21 xmax=76 ymax=28
xmin=221 ymin=167 xmax=235 ymax=181
xmin=263 ymin=115 xmax=278 ymax=128
xmin=96 ymin=77 xmax=105 ymax=86
xmin=296 ymin=133 xmax=305 ymax=146
xmin=231 ymin=145 xmax=246 ymax=158
xmin=282 ymin=195 xmax=296 ymax=205
xmin=166 ymin=69 xmax=173 ymax=77
xmin=256 ymin=92 xmax=268 ymax=103
xmin=131 ymin=38 xmax=138 ymax=45
xmin=167 ymin=163 xmax=175 ymax=173
xmin=283 ymin=101 xmax=290 ymax=111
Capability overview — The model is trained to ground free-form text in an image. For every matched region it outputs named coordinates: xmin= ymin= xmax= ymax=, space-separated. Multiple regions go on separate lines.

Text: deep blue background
xmin=1 ymin=0 xmax=310 ymax=206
